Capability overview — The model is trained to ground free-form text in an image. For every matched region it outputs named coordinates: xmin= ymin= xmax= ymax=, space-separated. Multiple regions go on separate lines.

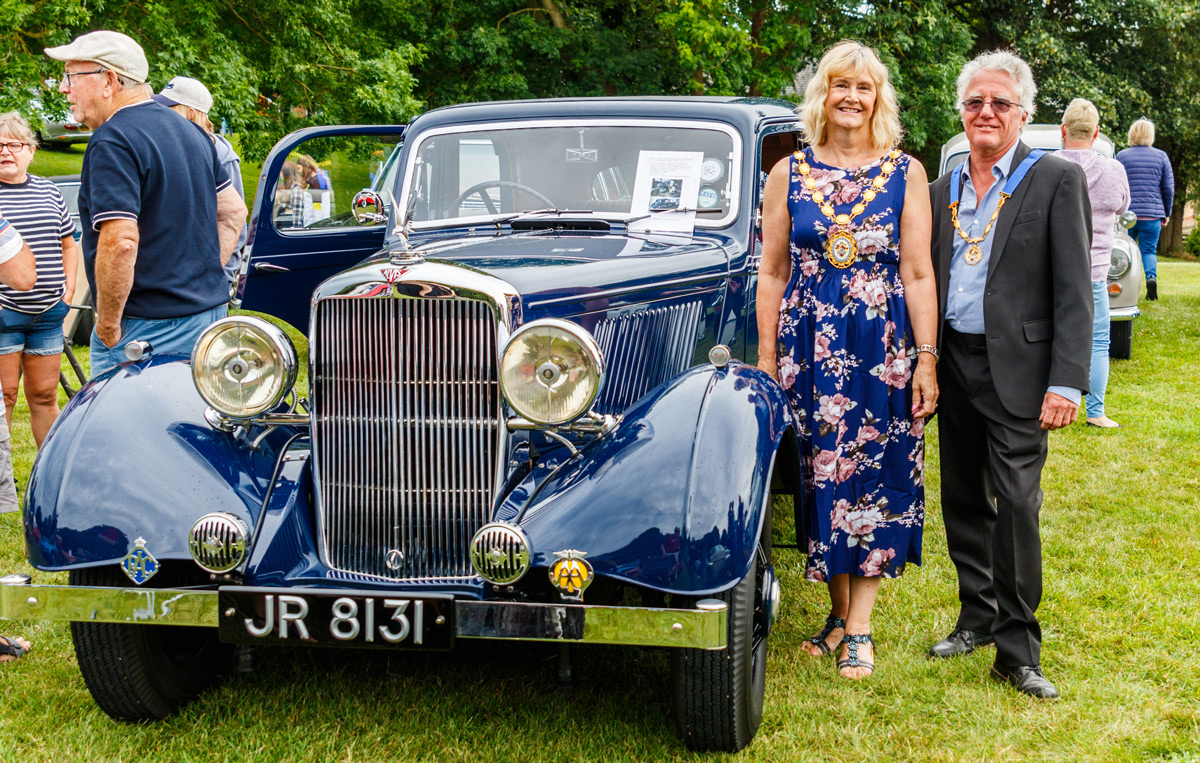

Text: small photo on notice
xmin=649 ymin=177 xmax=682 ymax=210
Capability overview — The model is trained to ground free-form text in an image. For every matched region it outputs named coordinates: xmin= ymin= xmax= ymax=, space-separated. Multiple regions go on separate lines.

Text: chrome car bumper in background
xmin=0 ymin=578 xmax=728 ymax=650
xmin=1110 ymin=306 xmax=1141 ymax=322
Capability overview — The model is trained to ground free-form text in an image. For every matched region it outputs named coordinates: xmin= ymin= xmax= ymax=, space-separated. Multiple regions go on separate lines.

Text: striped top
xmin=0 ymin=175 xmax=74 ymax=313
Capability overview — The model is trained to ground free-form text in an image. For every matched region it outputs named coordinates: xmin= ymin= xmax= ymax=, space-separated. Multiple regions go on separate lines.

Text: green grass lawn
xmin=0 ymin=263 xmax=1198 ymax=762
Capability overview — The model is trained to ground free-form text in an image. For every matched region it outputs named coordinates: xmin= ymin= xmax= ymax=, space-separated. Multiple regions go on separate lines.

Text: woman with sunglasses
xmin=757 ymin=41 xmax=939 ymax=679
xmin=0 ymin=111 xmax=78 ymax=448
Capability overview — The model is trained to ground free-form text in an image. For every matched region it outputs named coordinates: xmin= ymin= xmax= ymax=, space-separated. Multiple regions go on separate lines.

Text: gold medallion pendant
xmin=826 ymin=229 xmax=858 ymax=269
xmin=964 ymin=244 xmax=982 ymax=265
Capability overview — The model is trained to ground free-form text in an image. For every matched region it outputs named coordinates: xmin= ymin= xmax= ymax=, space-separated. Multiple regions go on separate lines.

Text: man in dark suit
xmin=927 ymin=51 xmax=1093 ymax=699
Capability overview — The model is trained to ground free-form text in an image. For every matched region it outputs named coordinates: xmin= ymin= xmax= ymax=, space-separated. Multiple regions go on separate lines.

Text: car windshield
xmin=399 ymin=121 xmax=740 ymax=228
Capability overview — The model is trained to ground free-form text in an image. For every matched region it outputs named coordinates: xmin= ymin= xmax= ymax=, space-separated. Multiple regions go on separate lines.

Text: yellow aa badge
xmin=549 ymin=550 xmax=594 ymax=600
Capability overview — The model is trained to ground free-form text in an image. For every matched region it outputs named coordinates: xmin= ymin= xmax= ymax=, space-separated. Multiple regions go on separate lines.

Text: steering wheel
xmin=450 ymin=181 xmax=554 ymax=215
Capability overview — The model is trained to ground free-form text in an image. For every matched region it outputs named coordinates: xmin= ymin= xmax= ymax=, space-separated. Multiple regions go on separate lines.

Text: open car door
xmin=236 ymin=125 xmax=406 ymax=331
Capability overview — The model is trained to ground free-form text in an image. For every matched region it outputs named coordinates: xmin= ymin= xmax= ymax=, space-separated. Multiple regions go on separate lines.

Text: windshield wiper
xmin=491 ymin=209 xmax=599 ymax=228
xmin=622 ymin=207 xmax=725 ymax=225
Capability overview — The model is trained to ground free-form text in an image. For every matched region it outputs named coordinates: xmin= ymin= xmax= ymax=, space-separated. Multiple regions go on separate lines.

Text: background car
xmin=939 ymin=125 xmax=1141 ymax=358
xmin=31 ymin=94 xmax=91 ymax=149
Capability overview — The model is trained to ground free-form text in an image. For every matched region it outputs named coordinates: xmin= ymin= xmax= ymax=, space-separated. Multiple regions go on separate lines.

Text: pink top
xmin=1058 ymin=149 xmax=1131 ymax=282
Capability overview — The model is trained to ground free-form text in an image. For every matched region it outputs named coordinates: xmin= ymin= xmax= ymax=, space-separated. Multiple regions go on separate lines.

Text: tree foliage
xmin=1 ymin=0 xmax=1198 ymax=251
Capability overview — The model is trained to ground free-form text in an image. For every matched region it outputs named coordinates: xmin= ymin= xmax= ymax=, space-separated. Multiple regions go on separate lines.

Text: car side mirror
xmin=351 ymin=189 xmax=386 ymax=225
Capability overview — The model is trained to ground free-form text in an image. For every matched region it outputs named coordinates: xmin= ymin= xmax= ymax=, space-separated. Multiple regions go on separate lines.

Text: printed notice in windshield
xmin=629 ymin=151 xmax=704 ymax=233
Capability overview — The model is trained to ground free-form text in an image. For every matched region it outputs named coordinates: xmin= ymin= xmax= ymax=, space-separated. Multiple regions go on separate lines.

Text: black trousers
xmin=938 ymin=328 xmax=1049 ymax=667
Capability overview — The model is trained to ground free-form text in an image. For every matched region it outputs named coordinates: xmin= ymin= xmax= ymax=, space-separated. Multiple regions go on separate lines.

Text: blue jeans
xmin=90 ymin=304 xmax=228 ymax=377
xmin=1129 ymin=218 xmax=1161 ymax=282
xmin=1085 ymin=281 xmax=1110 ymax=419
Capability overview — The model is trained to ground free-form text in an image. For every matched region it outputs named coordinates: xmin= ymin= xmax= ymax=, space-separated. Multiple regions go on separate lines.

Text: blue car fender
xmin=24 ymin=358 xmax=297 ymax=570
xmin=518 ymin=362 xmax=798 ymax=596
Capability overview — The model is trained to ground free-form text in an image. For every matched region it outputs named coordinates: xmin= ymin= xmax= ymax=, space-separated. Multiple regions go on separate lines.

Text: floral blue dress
xmin=776 ymin=148 xmax=925 ymax=581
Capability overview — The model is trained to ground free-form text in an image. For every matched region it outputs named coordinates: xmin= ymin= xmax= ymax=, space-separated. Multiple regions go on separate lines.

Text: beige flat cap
xmin=45 ymin=30 xmax=148 ymax=83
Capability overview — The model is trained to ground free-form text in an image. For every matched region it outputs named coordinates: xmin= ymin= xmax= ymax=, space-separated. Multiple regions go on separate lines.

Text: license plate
xmin=218 ymin=587 xmax=454 ymax=649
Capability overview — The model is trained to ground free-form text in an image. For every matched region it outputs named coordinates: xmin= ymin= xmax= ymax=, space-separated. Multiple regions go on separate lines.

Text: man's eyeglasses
xmin=63 ymin=69 xmax=107 ymax=88
xmin=0 ymin=142 xmax=28 ymax=154
xmin=962 ymin=97 xmax=1019 ymax=114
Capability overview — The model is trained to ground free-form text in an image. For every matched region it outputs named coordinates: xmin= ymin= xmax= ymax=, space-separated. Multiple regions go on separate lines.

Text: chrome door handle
xmin=253 ymin=263 xmax=291 ymax=273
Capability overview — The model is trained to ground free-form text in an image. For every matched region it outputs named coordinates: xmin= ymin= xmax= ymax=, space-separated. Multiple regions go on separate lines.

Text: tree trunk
xmin=540 ymin=0 xmax=567 ymax=29
xmin=1163 ymin=175 xmax=1187 ymax=255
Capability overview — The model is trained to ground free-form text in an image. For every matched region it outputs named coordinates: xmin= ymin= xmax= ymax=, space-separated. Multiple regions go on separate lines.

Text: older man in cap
xmin=927 ymin=50 xmax=1092 ymax=700
xmin=45 ymin=31 xmax=247 ymax=375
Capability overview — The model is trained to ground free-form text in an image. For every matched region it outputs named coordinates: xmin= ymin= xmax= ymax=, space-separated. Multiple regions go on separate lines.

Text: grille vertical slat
xmin=593 ymin=301 xmax=704 ymax=413
xmin=314 ymin=297 xmax=500 ymax=581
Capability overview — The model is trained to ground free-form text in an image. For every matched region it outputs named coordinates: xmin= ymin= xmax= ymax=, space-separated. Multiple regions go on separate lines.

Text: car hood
xmin=316 ymin=228 xmax=734 ymax=317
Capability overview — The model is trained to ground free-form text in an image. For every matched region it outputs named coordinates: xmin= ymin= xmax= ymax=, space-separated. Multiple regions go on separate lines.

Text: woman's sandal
xmin=0 ymin=635 xmax=29 ymax=662
xmin=807 ymin=615 xmax=846 ymax=656
xmin=837 ymin=633 xmax=875 ymax=678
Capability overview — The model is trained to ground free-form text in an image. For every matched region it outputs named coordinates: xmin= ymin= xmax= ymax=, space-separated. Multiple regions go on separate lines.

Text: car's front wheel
xmin=1109 ymin=320 xmax=1133 ymax=360
xmin=69 ymin=566 xmax=234 ymax=722
xmin=671 ymin=524 xmax=771 ymax=752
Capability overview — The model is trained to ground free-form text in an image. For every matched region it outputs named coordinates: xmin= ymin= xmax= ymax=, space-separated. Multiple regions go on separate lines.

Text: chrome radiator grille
xmin=312 ymin=297 xmax=500 ymax=580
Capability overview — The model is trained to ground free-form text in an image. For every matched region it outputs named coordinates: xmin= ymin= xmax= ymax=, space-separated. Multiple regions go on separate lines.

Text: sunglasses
xmin=962 ymin=97 xmax=1019 ymax=114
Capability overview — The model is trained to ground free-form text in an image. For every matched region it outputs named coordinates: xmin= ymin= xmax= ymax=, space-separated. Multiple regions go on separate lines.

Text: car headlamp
xmin=192 ymin=316 xmax=298 ymax=419
xmin=1108 ymin=248 xmax=1132 ymax=281
xmin=499 ymin=319 xmax=604 ymax=426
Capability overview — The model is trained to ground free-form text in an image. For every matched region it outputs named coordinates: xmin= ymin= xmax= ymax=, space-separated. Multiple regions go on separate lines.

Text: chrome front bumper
xmin=0 ymin=578 xmax=727 ymax=650
xmin=1110 ymin=306 xmax=1140 ymax=321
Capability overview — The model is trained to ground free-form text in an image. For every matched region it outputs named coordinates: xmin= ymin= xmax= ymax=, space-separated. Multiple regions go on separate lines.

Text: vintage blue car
xmin=1 ymin=97 xmax=810 ymax=752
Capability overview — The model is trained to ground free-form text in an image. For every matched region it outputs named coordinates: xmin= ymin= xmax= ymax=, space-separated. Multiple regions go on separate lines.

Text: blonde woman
xmin=756 ymin=41 xmax=939 ymax=678
xmin=0 ymin=111 xmax=77 ymax=447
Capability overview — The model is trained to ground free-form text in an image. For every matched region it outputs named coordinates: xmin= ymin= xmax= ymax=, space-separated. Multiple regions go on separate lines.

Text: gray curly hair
xmin=956 ymin=50 xmax=1037 ymax=116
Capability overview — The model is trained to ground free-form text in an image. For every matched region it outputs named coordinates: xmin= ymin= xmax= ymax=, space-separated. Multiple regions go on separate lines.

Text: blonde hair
xmin=168 ymin=103 xmax=213 ymax=134
xmin=1061 ymin=98 xmax=1099 ymax=141
xmin=799 ymin=40 xmax=903 ymax=151
xmin=0 ymin=111 xmax=37 ymax=147
xmin=1128 ymin=118 xmax=1155 ymax=146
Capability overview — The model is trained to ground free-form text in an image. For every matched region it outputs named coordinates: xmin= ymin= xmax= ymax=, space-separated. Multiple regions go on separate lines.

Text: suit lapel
xmin=986 ymin=140 xmax=1033 ymax=282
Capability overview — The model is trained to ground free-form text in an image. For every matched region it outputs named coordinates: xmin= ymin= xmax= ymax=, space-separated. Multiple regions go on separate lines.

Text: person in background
xmin=297 ymin=154 xmax=331 ymax=190
xmin=45 ymin=31 xmax=247 ymax=377
xmin=153 ymin=76 xmax=247 ymax=292
xmin=1058 ymin=98 xmax=1130 ymax=429
xmin=1116 ymin=118 xmax=1173 ymax=301
xmin=0 ymin=111 xmax=79 ymax=447
xmin=0 ymin=209 xmax=37 ymax=664
xmin=757 ymin=40 xmax=939 ymax=680
xmin=273 ymin=161 xmax=313 ymax=228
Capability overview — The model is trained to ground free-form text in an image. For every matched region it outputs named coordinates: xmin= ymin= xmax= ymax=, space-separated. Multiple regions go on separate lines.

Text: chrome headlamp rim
xmin=1108 ymin=246 xmax=1132 ymax=281
xmin=499 ymin=318 xmax=605 ymax=427
xmin=191 ymin=315 xmax=298 ymax=419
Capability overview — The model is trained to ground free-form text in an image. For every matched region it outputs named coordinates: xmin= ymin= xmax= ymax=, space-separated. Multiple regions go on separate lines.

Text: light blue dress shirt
xmin=947 ymin=142 xmax=1080 ymax=406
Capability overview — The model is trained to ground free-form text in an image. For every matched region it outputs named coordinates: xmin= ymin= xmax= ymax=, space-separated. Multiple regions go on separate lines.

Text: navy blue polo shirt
xmin=79 ymin=100 xmax=232 ymax=319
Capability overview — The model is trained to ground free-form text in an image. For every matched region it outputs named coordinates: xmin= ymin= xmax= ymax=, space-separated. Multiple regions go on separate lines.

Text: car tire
xmin=1109 ymin=320 xmax=1133 ymax=360
xmin=69 ymin=566 xmax=234 ymax=722
xmin=671 ymin=521 xmax=770 ymax=752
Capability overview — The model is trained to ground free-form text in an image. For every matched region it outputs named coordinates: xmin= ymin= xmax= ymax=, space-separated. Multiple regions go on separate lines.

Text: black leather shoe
xmin=927 ymin=627 xmax=994 ymax=658
xmin=992 ymin=663 xmax=1060 ymax=699
xmin=1147 ymin=279 xmax=1158 ymax=300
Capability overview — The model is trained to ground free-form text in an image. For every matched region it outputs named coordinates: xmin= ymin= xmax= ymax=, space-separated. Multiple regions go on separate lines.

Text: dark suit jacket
xmin=930 ymin=141 xmax=1094 ymax=419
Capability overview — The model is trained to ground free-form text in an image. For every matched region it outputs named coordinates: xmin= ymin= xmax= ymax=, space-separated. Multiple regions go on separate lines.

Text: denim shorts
xmin=0 ymin=299 xmax=69 ymax=356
